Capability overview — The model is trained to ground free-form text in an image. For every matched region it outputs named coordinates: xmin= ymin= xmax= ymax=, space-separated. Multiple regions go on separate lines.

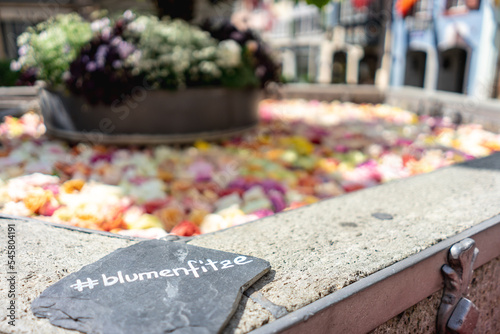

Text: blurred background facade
xmin=1 ymin=0 xmax=500 ymax=98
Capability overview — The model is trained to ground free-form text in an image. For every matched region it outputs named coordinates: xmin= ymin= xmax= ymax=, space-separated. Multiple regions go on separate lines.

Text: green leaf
xmin=0 ymin=59 xmax=20 ymax=86
xmin=305 ymin=0 xmax=330 ymax=8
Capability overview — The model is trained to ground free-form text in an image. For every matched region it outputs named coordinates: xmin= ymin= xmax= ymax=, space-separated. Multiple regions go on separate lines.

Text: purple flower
xmin=268 ymin=190 xmax=286 ymax=212
xmin=259 ymin=179 xmax=286 ymax=195
xmin=335 ymin=145 xmax=349 ymax=153
xmin=228 ymin=177 xmax=250 ymax=190
xmin=86 ymin=62 xmax=97 ymax=72
xmin=189 ymin=161 xmax=214 ymax=182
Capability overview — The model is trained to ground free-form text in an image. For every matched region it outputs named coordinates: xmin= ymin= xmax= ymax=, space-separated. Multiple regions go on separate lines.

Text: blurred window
xmin=292 ymin=4 xmax=321 ymax=36
xmin=405 ymin=0 xmax=433 ymax=30
xmin=332 ymin=51 xmax=347 ymax=84
xmin=293 ymin=15 xmax=320 ymax=35
xmin=404 ymin=50 xmax=426 ymax=87
xmin=358 ymin=48 xmax=378 ymax=84
xmin=408 ymin=0 xmax=433 ymax=17
xmin=340 ymin=1 xmax=369 ymax=26
xmin=446 ymin=0 xmax=467 ymax=10
xmin=437 ymin=48 xmax=468 ymax=93
xmin=271 ymin=18 xmax=292 ymax=38
xmin=445 ymin=0 xmax=480 ymax=11
xmin=295 ymin=46 xmax=310 ymax=82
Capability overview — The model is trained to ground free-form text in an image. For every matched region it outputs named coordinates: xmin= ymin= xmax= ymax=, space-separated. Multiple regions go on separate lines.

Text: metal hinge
xmin=437 ymin=238 xmax=480 ymax=334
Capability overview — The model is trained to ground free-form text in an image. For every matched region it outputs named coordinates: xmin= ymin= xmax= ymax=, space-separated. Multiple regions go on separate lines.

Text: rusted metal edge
xmin=251 ymin=214 xmax=500 ymax=334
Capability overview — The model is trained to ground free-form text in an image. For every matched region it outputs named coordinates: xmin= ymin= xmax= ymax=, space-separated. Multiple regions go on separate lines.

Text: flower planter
xmin=38 ymin=87 xmax=260 ymax=144
xmin=18 ymin=12 xmax=278 ymax=145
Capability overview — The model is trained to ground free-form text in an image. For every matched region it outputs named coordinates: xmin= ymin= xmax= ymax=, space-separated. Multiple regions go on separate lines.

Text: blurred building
xmin=252 ymin=0 xmax=327 ymax=82
xmin=319 ymin=0 xmax=392 ymax=86
xmin=2 ymin=0 xmax=500 ymax=98
xmin=264 ymin=1 xmax=324 ymax=83
xmin=249 ymin=0 xmax=392 ymax=85
xmin=390 ymin=0 xmax=500 ymax=98
xmin=246 ymin=0 xmax=500 ymax=98
xmin=233 ymin=0 xmax=321 ymax=82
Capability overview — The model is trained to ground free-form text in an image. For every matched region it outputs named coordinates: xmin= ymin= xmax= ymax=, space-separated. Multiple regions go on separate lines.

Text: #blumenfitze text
xmin=71 ymin=256 xmax=253 ymax=292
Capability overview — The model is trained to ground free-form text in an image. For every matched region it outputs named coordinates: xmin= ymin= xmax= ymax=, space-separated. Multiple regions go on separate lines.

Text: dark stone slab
xmin=31 ymin=240 xmax=270 ymax=334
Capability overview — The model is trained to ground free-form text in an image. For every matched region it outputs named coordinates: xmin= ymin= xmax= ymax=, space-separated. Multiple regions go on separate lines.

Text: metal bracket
xmin=437 ymin=238 xmax=479 ymax=334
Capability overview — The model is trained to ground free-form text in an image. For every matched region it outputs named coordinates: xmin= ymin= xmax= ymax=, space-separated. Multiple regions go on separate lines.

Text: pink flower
xmin=188 ymin=160 xmax=214 ymax=182
xmin=252 ymin=209 xmax=274 ymax=218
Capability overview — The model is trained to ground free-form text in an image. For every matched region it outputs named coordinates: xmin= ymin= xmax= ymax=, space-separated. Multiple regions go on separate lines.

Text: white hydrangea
xmin=126 ymin=49 xmax=142 ymax=67
xmin=126 ymin=15 xmax=227 ymax=89
xmin=14 ymin=13 xmax=92 ymax=85
xmin=123 ymin=10 xmax=135 ymax=21
xmin=216 ymin=40 xmax=242 ymax=68
xmin=127 ymin=15 xmax=150 ymax=34
xmin=120 ymin=179 xmax=166 ymax=204
xmin=199 ymin=61 xmax=221 ymax=78
xmin=91 ymin=17 xmax=111 ymax=33
xmin=193 ymin=46 xmax=217 ymax=60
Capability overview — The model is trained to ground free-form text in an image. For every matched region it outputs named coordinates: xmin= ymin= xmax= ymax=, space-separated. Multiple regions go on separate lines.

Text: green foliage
xmin=0 ymin=60 xmax=20 ymax=86
xmin=305 ymin=0 xmax=331 ymax=8
xmin=16 ymin=13 xmax=92 ymax=87
xmin=220 ymin=49 xmax=260 ymax=88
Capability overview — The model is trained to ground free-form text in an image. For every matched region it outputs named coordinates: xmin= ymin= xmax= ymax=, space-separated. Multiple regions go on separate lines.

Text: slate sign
xmin=32 ymin=240 xmax=270 ymax=334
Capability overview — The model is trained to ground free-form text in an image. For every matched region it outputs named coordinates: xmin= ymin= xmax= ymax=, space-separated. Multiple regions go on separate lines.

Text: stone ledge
xmin=278 ymin=84 xmax=500 ymax=131
xmin=0 ymin=218 xmax=139 ymax=333
xmin=2 ymin=153 xmax=500 ymax=333
xmin=195 ymin=153 xmax=500 ymax=333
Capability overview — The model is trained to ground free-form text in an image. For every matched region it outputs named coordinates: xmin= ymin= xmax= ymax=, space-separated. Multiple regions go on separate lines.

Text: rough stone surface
xmin=1 ymin=154 xmax=500 ymax=333
xmin=190 ymin=153 xmax=500 ymax=332
xmin=0 ymin=220 xmax=138 ymax=334
xmin=370 ymin=256 xmax=500 ymax=334
xmin=31 ymin=240 xmax=269 ymax=334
